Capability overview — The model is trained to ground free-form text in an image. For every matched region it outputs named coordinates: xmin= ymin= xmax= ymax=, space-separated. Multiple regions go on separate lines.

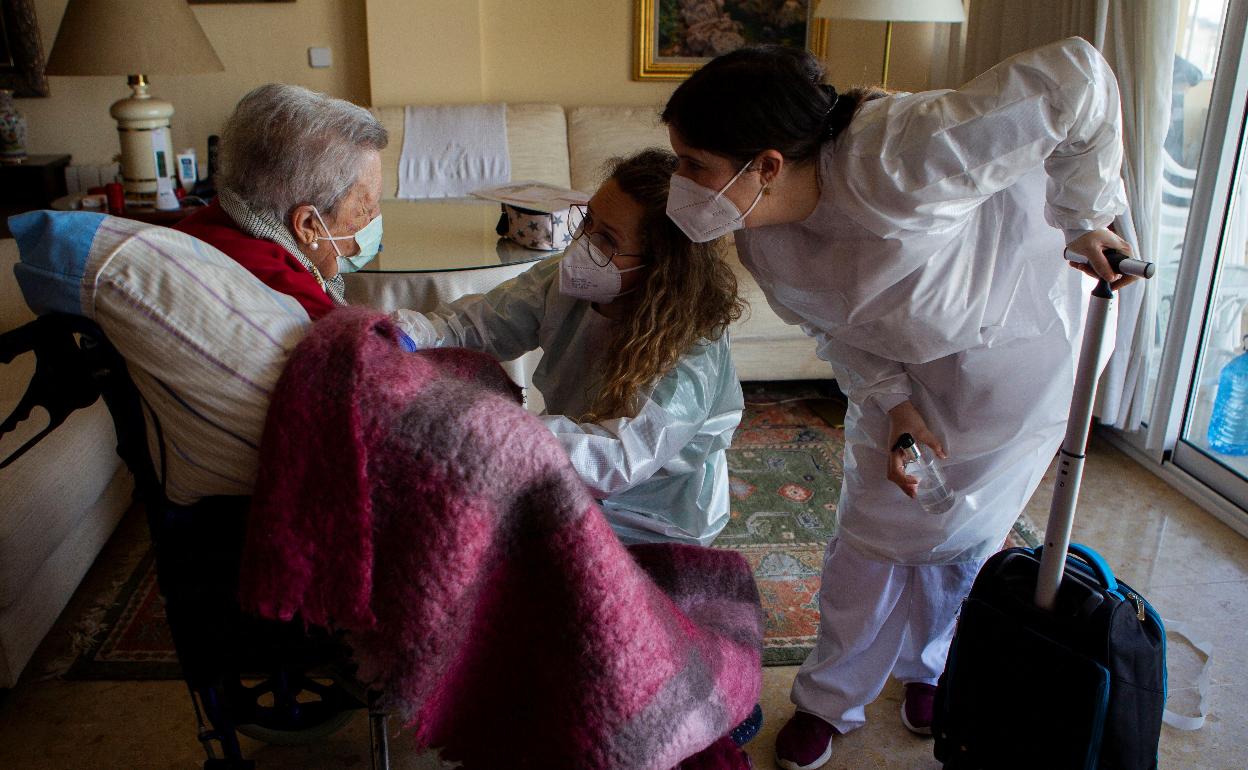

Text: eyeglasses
xmin=567 ymin=204 xmax=644 ymax=267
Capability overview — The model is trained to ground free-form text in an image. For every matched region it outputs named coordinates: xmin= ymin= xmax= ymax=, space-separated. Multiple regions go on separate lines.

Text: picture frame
xmin=0 ymin=0 xmax=48 ymax=97
xmin=635 ymin=0 xmax=829 ymax=81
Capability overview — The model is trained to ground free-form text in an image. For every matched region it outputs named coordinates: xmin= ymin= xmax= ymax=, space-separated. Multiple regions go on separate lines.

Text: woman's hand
xmin=887 ymin=400 xmax=946 ymax=498
xmin=1066 ymin=229 xmax=1137 ymax=290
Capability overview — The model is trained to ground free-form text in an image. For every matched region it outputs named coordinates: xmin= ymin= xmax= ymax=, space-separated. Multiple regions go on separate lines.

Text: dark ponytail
xmin=661 ymin=45 xmax=882 ymax=165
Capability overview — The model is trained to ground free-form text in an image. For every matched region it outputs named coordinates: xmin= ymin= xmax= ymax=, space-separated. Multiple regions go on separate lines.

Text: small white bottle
xmin=896 ymin=432 xmax=955 ymax=514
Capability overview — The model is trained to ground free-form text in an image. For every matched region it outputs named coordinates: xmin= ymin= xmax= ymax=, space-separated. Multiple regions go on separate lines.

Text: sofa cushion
xmin=0 ymin=354 xmax=122 ymax=609
xmin=566 ymin=105 xmax=670 ymax=192
xmin=374 ymin=103 xmax=571 ymax=198
xmin=0 ymin=463 xmax=131 ymax=687
xmin=503 ymin=103 xmax=573 ymax=189
xmin=0 ymin=238 xmax=36 ymax=334
xmin=372 ymin=106 xmax=407 ymax=199
xmin=10 ymin=211 xmax=310 ymax=505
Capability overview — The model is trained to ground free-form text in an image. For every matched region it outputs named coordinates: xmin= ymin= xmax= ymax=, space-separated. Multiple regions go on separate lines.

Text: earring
xmin=310 ymin=240 xmax=319 ymax=250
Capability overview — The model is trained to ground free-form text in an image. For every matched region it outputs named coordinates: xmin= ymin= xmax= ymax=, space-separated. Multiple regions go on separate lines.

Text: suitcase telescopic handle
xmin=1104 ymin=248 xmax=1155 ymax=278
xmin=1035 ymin=249 xmax=1154 ymax=611
xmin=1064 ymin=247 xmax=1156 ymax=279
xmin=1034 ymin=543 xmax=1118 ymax=592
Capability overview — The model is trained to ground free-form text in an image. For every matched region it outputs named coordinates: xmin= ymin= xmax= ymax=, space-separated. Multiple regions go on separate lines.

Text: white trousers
xmin=790 ymin=538 xmax=986 ymax=733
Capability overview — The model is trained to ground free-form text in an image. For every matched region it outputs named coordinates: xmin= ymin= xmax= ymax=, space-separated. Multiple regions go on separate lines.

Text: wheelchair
xmin=0 ymin=313 xmax=393 ymax=770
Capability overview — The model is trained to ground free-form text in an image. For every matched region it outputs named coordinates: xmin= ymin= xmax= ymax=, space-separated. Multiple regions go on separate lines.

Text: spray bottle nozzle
xmin=892 ymin=432 xmax=922 ymax=462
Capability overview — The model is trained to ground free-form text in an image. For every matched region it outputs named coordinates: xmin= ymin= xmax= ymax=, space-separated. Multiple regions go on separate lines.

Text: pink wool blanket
xmin=237 ymin=308 xmax=762 ymax=769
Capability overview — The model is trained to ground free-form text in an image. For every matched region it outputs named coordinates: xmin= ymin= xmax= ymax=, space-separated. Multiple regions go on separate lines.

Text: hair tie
xmin=823 ymin=86 xmax=840 ymax=118
xmin=821 ymin=86 xmax=840 ymax=140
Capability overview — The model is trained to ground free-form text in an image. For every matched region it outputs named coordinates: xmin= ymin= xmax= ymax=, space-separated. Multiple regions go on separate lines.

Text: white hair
xmin=219 ymin=84 xmax=388 ymax=222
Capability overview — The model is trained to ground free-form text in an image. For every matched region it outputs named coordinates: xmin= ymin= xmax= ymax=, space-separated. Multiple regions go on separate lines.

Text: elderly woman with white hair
xmin=176 ymin=83 xmax=387 ymax=319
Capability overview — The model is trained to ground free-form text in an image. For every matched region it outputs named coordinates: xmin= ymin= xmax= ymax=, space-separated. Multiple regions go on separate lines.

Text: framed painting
xmin=0 ymin=0 xmax=48 ymax=97
xmin=635 ymin=0 xmax=829 ymax=81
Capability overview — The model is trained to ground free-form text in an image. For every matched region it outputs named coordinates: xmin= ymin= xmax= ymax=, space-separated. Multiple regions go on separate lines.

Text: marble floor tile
xmin=1022 ymin=437 xmax=1248 ymax=590
xmin=1145 ymin=580 xmax=1248 ymax=687
xmin=1158 ymin=683 xmax=1248 ymax=770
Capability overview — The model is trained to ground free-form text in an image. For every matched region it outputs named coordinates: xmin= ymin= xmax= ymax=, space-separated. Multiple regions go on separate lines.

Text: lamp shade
xmin=45 ymin=0 xmax=224 ymax=76
xmin=814 ymin=0 xmax=966 ymax=23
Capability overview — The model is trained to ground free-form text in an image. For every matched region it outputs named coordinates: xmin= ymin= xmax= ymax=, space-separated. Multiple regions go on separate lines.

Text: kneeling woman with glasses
xmin=392 ymin=149 xmax=746 ymax=547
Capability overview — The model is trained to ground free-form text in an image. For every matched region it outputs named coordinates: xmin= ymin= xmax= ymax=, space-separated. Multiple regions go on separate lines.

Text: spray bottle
xmin=896 ymin=432 xmax=955 ymax=514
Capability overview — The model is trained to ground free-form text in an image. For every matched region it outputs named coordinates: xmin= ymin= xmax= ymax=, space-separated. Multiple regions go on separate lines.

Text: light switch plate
xmin=308 ymin=47 xmax=332 ymax=68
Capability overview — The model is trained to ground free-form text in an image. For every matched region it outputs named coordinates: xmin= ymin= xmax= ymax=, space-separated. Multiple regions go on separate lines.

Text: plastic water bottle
xmin=897 ymin=432 xmax=955 ymax=514
xmin=1207 ymin=343 xmax=1248 ymax=455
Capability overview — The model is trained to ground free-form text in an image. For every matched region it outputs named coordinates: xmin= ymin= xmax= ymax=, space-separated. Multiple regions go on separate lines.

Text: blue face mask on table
xmin=312 ymin=207 xmax=384 ymax=273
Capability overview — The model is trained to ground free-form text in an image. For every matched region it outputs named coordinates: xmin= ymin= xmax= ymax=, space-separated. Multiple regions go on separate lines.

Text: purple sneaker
xmin=901 ymin=682 xmax=937 ymax=735
xmin=775 ymin=711 xmax=837 ymax=770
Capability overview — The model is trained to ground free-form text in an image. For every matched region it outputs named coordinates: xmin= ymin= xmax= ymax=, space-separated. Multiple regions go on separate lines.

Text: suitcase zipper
xmin=1126 ymin=591 xmax=1145 ymax=621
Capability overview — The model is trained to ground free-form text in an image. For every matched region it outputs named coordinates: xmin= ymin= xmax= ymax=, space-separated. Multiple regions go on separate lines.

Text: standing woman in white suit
xmin=660 ymin=37 xmax=1136 ymax=770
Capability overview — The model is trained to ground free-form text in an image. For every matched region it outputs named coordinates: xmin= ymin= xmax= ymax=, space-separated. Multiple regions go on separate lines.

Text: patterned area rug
xmin=59 ymin=382 xmax=1041 ymax=679
xmin=718 ymin=382 xmax=1040 ymax=666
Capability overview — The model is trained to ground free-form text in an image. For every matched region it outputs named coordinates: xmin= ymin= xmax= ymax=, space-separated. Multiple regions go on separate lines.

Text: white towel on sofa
xmin=397 ymin=104 xmax=511 ymax=199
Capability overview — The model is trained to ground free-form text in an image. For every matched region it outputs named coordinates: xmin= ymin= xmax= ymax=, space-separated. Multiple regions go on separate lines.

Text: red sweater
xmin=174 ymin=200 xmax=335 ymax=320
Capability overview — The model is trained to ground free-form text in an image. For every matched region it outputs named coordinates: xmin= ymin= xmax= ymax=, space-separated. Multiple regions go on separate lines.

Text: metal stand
xmin=369 ymin=691 xmax=391 ymax=770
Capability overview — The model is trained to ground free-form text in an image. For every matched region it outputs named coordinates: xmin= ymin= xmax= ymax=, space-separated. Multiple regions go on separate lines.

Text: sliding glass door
xmin=1132 ymin=0 xmax=1248 ymax=525
xmin=1146 ymin=0 xmax=1231 ymax=409
xmin=1171 ymin=38 xmax=1248 ymax=510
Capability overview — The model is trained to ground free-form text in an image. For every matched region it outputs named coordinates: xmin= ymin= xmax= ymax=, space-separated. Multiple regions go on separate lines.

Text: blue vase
xmin=1207 ymin=349 xmax=1248 ymax=454
xmin=0 ymin=89 xmax=28 ymax=164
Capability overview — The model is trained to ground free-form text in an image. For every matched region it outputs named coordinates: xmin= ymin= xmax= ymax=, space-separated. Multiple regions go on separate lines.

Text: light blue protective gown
xmin=391 ymin=255 xmax=744 ymax=546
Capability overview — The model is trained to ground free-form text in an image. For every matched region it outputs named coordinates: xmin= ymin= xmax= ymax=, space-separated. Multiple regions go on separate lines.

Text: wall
xmin=478 ymin=0 xmax=679 ymax=106
xmin=21 ymin=0 xmax=948 ymax=166
xmin=366 ymin=0 xmax=484 ymax=104
xmin=367 ymin=0 xmax=945 ymax=109
xmin=19 ymin=0 xmax=370 ymax=167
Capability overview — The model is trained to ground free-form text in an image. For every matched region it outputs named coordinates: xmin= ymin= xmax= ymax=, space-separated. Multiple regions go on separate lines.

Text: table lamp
xmin=815 ymin=0 xmax=966 ymax=88
xmin=44 ymin=0 xmax=224 ymax=204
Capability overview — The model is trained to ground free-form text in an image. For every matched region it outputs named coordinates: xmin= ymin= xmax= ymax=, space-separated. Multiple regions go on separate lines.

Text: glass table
xmin=343 ymin=199 xmax=554 ymax=409
xmin=345 ymin=197 xmax=553 ymax=314
xmin=358 ymin=199 xmax=549 ymax=273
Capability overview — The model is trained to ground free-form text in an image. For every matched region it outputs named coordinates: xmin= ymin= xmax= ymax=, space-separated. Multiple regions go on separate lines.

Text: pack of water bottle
xmin=1208 ymin=337 xmax=1248 ymax=455
xmin=896 ymin=432 xmax=955 ymax=514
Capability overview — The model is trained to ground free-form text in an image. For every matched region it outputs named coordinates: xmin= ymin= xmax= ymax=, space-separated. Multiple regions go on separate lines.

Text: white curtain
xmin=1097 ymin=2 xmax=1179 ymax=429
xmin=961 ymin=1 xmax=1102 ymax=81
xmin=961 ymin=1 xmax=1179 ymax=430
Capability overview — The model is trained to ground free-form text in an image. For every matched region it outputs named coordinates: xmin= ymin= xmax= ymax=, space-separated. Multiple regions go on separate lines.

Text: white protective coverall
xmin=391 ymin=255 xmax=745 ymax=547
xmin=731 ymin=38 xmax=1126 ymax=728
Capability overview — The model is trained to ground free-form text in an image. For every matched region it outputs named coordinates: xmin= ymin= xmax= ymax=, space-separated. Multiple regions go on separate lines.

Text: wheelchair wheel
xmin=236 ymin=711 xmax=354 ymax=746
xmin=231 ymin=671 xmax=361 ymax=746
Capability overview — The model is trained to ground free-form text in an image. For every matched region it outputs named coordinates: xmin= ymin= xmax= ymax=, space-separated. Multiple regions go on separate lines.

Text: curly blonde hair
xmin=583 ymin=149 xmax=747 ymax=422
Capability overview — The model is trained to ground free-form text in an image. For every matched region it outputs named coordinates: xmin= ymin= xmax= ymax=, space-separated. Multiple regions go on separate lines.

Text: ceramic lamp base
xmin=110 ymin=76 xmax=175 ymax=201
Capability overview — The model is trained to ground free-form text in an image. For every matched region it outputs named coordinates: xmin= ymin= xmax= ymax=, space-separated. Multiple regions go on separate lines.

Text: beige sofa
xmin=370 ymin=103 xmax=826 ymax=381
xmin=0 ymin=237 xmax=133 ymax=688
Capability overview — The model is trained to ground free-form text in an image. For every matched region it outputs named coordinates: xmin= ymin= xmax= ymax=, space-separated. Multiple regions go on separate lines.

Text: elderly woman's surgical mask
xmin=312 ymin=207 xmax=383 ymax=272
